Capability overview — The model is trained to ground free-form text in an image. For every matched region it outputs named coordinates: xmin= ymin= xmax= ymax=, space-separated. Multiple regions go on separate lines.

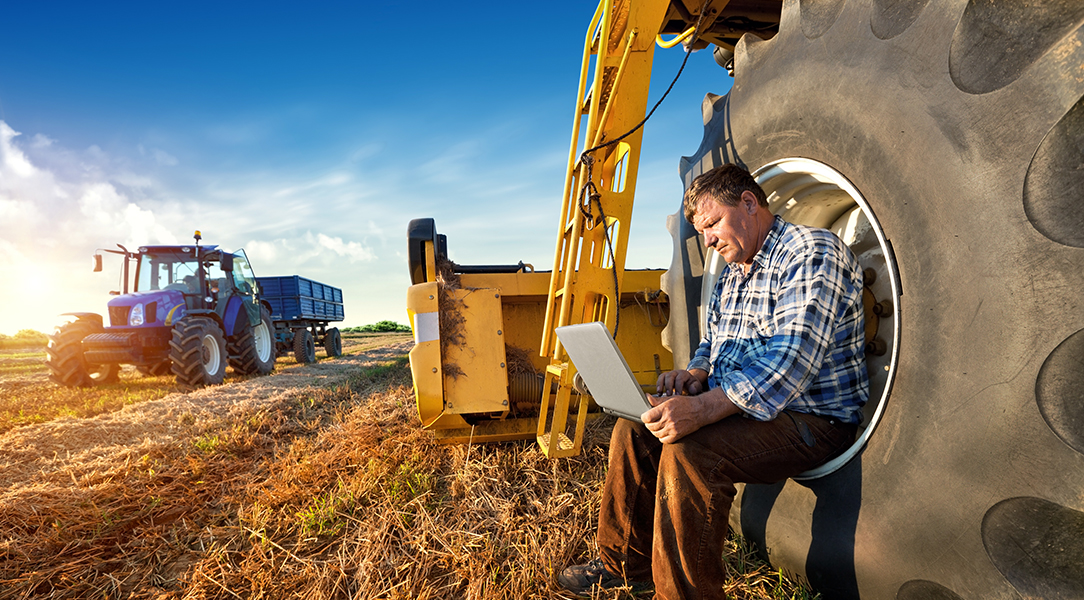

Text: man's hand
xmin=655 ymin=368 xmax=708 ymax=397
xmin=642 ymin=387 xmax=741 ymax=444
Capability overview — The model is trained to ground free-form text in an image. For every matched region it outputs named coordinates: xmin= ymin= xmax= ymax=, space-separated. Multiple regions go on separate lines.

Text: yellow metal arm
xmin=536 ymin=0 xmax=673 ymax=457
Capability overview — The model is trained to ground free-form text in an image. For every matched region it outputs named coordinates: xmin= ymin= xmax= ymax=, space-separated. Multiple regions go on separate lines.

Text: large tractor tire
xmin=169 ymin=317 xmax=227 ymax=387
xmin=667 ymin=2 xmax=1084 ymax=599
xmin=292 ymin=328 xmax=316 ymax=364
xmin=323 ymin=327 xmax=343 ymax=358
xmin=227 ymin=306 xmax=276 ymax=375
xmin=45 ymin=318 xmax=120 ymax=387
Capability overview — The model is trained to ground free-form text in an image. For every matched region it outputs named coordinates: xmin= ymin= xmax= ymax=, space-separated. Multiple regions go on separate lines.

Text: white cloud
xmin=153 ymin=148 xmax=178 ymax=166
xmin=30 ymin=133 xmax=55 ymax=149
xmin=272 ymin=171 xmax=352 ymax=198
xmin=243 ymin=239 xmax=282 ymax=264
xmin=0 ymin=120 xmax=184 ymax=334
xmin=0 ymin=239 xmax=23 ymax=263
xmin=0 ymin=113 xmax=582 ymax=334
xmin=314 ymin=232 xmax=375 ymax=262
xmin=0 ymin=122 xmax=38 ymax=177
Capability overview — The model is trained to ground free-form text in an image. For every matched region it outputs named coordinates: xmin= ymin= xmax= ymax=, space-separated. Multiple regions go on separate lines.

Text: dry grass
xmin=0 ymin=335 xmax=818 ymax=600
xmin=0 ymin=362 xmax=179 ymax=435
xmin=0 ymin=333 xmax=409 ymax=436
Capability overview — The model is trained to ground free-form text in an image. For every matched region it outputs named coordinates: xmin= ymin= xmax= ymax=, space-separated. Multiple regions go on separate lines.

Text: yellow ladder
xmin=536 ymin=0 xmax=672 ymax=457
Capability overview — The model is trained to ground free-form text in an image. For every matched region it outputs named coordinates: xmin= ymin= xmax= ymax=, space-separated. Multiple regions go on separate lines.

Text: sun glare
xmin=0 ymin=259 xmax=111 ymax=336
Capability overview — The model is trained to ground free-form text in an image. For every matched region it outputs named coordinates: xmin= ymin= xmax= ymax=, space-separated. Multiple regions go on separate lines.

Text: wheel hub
xmin=746 ymin=158 xmax=901 ymax=478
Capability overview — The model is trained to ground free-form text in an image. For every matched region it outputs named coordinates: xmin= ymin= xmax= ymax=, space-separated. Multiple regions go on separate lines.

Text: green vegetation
xmin=343 ymin=320 xmax=411 ymax=333
xmin=0 ymin=329 xmax=48 ymax=349
xmin=0 ymin=368 xmax=178 ymax=434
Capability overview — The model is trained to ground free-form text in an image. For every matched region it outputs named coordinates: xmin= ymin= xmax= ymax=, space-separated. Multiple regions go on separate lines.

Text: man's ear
xmin=741 ymin=190 xmax=759 ymax=213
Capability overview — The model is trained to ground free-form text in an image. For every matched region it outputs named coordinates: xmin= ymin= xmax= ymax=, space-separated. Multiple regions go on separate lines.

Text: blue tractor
xmin=46 ymin=231 xmax=276 ymax=388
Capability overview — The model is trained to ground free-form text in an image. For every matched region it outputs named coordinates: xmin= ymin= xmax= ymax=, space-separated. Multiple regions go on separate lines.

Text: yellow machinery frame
xmin=536 ymin=0 xmax=674 ymax=457
xmin=405 ymin=0 xmax=725 ymax=454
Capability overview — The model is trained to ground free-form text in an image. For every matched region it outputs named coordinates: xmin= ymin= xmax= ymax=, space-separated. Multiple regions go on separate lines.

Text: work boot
xmin=557 ymin=558 xmax=652 ymax=597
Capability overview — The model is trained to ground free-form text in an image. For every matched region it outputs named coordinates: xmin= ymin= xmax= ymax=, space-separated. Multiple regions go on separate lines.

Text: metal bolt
xmin=863 ymin=268 xmax=877 ymax=286
xmin=500 ymin=362 xmax=506 ymax=368
xmin=873 ymin=300 xmax=893 ymax=317
xmin=866 ymin=338 xmax=888 ymax=356
xmin=431 ymin=367 xmax=437 ymax=373
xmin=429 ymin=295 xmax=434 ymax=300
xmin=495 ymin=293 xmax=500 ymax=298
xmin=497 ymin=330 xmax=503 ymax=335
xmin=502 ymin=400 xmax=509 ymax=406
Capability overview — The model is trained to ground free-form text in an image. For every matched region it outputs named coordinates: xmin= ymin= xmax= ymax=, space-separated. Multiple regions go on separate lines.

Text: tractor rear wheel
xmin=292 ymin=328 xmax=316 ymax=364
xmin=227 ymin=306 xmax=276 ymax=375
xmin=45 ymin=318 xmax=120 ymax=387
xmin=169 ymin=317 xmax=226 ymax=387
xmin=672 ymin=2 xmax=1084 ymax=599
xmin=323 ymin=327 xmax=342 ymax=358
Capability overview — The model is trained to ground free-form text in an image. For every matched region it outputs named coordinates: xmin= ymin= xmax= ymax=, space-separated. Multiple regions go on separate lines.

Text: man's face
xmin=691 ymin=191 xmax=762 ymax=265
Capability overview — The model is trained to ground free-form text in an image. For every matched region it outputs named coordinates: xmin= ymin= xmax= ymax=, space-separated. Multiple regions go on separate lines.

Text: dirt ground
xmin=0 ymin=333 xmax=411 ymax=497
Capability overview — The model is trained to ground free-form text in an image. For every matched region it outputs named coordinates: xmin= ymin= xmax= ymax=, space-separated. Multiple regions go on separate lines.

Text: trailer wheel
xmin=674 ymin=2 xmax=1084 ymax=598
xmin=323 ymin=327 xmax=342 ymax=358
xmin=169 ymin=317 xmax=227 ymax=387
xmin=136 ymin=361 xmax=172 ymax=377
xmin=227 ymin=306 xmax=276 ymax=375
xmin=292 ymin=328 xmax=316 ymax=364
xmin=45 ymin=318 xmax=120 ymax=387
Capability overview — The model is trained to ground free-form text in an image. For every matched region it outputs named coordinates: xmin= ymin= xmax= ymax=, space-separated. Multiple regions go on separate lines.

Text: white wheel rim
xmin=700 ymin=157 xmax=901 ymax=479
xmin=201 ymin=333 xmax=221 ymax=374
xmin=90 ymin=364 xmax=113 ymax=380
xmin=254 ymin=322 xmax=272 ymax=362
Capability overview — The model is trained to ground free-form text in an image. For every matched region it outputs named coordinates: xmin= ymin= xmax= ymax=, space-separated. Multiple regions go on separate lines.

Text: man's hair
xmin=683 ymin=164 xmax=769 ymax=223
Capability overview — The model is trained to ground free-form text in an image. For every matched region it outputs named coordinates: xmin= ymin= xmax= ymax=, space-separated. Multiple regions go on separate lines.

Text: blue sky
xmin=0 ymin=1 xmax=732 ymax=335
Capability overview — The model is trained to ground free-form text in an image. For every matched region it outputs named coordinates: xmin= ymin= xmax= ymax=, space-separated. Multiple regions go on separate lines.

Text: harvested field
xmin=0 ymin=332 xmax=818 ymax=599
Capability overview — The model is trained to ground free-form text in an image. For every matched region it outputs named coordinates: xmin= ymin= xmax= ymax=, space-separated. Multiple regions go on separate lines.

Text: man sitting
xmin=558 ymin=164 xmax=869 ymax=599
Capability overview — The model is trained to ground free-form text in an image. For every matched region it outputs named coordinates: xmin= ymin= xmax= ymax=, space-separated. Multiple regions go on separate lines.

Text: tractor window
xmin=138 ymin=261 xmax=168 ymax=291
xmin=231 ymin=249 xmax=258 ymax=295
xmin=137 ymin=253 xmax=202 ymax=293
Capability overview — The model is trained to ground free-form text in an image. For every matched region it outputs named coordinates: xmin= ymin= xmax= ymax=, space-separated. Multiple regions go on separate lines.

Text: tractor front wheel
xmin=45 ymin=319 xmax=120 ymax=387
xmin=292 ymin=328 xmax=316 ymax=364
xmin=228 ymin=306 xmax=276 ymax=375
xmin=169 ymin=317 xmax=227 ymax=387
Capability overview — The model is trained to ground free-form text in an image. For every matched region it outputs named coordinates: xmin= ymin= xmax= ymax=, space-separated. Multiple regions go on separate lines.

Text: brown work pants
xmin=597 ymin=411 xmax=856 ymax=600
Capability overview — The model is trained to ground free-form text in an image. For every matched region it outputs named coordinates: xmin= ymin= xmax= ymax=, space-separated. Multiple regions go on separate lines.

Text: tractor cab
xmin=133 ymin=245 xmax=258 ymax=310
xmin=135 ymin=244 xmax=222 ymax=311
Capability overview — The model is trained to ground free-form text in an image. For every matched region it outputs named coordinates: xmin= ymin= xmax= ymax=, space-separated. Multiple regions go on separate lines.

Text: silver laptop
xmin=555 ymin=322 xmax=653 ymax=423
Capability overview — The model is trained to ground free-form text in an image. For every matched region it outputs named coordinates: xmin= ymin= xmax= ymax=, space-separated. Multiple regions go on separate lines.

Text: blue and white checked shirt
xmin=687 ymin=216 xmax=869 ymax=424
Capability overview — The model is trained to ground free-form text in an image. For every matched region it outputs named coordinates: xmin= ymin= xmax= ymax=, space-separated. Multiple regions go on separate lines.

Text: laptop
xmin=554 ymin=322 xmax=653 ymax=423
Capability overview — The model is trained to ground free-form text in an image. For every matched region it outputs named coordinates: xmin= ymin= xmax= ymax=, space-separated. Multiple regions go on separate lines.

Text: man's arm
xmin=642 ymin=386 xmax=741 ymax=444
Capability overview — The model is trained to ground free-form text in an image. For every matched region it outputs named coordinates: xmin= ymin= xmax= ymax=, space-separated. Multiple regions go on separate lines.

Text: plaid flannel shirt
xmin=687 ymin=216 xmax=868 ymax=424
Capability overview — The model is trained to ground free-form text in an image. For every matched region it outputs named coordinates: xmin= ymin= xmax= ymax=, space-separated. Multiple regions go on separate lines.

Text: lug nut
xmin=866 ymin=338 xmax=888 ymax=356
xmin=873 ymin=300 xmax=893 ymax=317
